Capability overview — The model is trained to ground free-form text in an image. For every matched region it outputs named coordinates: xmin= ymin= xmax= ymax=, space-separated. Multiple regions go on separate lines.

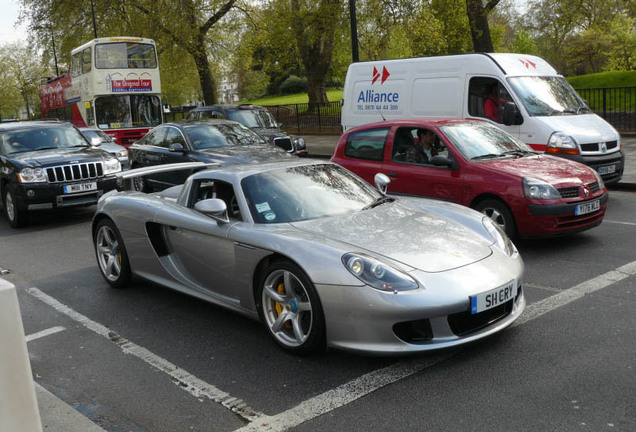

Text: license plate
xmin=470 ymin=281 xmax=517 ymax=314
xmin=63 ymin=182 xmax=97 ymax=194
xmin=575 ymin=199 xmax=600 ymax=216
xmin=598 ymin=165 xmax=616 ymax=175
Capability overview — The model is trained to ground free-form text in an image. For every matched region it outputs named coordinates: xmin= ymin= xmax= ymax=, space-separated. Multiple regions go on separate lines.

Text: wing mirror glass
xmin=90 ymin=137 xmax=102 ymax=146
xmin=194 ymin=198 xmax=230 ymax=224
xmin=503 ymin=102 xmax=523 ymax=126
xmin=169 ymin=143 xmax=185 ymax=152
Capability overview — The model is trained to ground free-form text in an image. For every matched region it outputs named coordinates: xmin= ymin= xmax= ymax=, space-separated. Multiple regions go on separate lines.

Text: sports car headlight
xmin=103 ymin=158 xmax=122 ymax=175
xmin=523 ymin=177 xmax=561 ymax=199
xmin=482 ymin=217 xmax=516 ymax=257
xmin=18 ymin=167 xmax=47 ymax=183
xmin=342 ymin=253 xmax=418 ymax=292
xmin=547 ymin=132 xmax=579 ymax=155
xmin=293 ymin=137 xmax=306 ymax=150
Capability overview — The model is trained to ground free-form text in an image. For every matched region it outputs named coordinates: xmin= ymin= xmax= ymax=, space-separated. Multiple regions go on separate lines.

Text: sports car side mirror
xmin=194 ymin=198 xmax=230 ymax=224
xmin=374 ymin=173 xmax=390 ymax=196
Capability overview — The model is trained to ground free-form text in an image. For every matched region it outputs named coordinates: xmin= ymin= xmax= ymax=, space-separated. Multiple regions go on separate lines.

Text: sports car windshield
xmin=241 ymin=164 xmax=382 ymax=223
xmin=184 ymin=123 xmax=267 ymax=149
xmin=440 ymin=122 xmax=534 ymax=160
xmin=0 ymin=126 xmax=89 ymax=155
xmin=507 ymin=76 xmax=591 ymax=116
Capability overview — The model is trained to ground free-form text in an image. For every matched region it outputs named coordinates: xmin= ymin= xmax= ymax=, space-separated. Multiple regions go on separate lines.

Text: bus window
xmin=127 ymin=43 xmax=157 ymax=68
xmin=72 ymin=52 xmax=82 ymax=77
xmin=95 ymin=95 xmax=162 ymax=129
xmin=82 ymin=48 xmax=92 ymax=74
xmin=95 ymin=42 xmax=157 ymax=69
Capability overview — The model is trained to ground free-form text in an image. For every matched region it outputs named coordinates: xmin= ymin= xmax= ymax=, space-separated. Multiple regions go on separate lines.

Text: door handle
xmin=387 ymin=172 xmax=398 ymax=178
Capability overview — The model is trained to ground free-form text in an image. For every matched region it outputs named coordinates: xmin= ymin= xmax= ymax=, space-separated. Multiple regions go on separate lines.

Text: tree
xmin=0 ymin=42 xmax=46 ymax=119
xmin=289 ymin=0 xmax=344 ymax=107
xmin=465 ymin=0 xmax=500 ymax=52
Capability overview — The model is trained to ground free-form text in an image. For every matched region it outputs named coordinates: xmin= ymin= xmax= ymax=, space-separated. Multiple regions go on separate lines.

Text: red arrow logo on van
xmin=372 ymin=66 xmax=390 ymax=84
xmin=519 ymin=59 xmax=536 ymax=69
xmin=372 ymin=67 xmax=380 ymax=84
xmin=381 ymin=66 xmax=390 ymax=84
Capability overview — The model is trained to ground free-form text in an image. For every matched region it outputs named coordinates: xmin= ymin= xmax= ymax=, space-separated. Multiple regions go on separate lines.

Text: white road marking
xmin=603 ymin=220 xmax=636 ymax=226
xmin=26 ymin=287 xmax=263 ymax=422
xmin=27 ymin=259 xmax=636 ymax=432
xmin=513 ymin=260 xmax=636 ymax=327
xmin=26 ymin=326 xmax=66 ymax=342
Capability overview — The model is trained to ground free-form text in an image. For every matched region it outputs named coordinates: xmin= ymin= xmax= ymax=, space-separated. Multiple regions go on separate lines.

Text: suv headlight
xmin=293 ymin=137 xmax=306 ymax=150
xmin=342 ymin=253 xmax=418 ymax=292
xmin=547 ymin=132 xmax=579 ymax=155
xmin=18 ymin=167 xmax=47 ymax=183
xmin=103 ymin=158 xmax=122 ymax=175
xmin=523 ymin=177 xmax=561 ymax=199
xmin=482 ymin=217 xmax=516 ymax=256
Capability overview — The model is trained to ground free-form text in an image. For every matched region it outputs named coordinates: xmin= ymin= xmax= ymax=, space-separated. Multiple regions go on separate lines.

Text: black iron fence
xmin=164 ymin=87 xmax=636 ymax=135
xmin=574 ymin=87 xmax=636 ymax=133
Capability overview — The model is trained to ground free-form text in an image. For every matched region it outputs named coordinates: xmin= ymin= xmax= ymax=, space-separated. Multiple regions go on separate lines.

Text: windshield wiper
xmin=31 ymin=146 xmax=60 ymax=151
xmin=471 ymin=153 xmax=501 ymax=160
xmin=501 ymin=150 xmax=533 ymax=157
xmin=362 ymin=196 xmax=394 ymax=211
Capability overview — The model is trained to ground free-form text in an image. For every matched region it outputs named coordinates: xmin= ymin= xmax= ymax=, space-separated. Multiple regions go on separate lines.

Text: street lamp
xmin=349 ymin=0 xmax=359 ymax=63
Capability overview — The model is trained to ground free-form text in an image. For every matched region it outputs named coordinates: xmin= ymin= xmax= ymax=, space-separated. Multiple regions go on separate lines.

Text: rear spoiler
xmin=116 ymin=162 xmax=219 ymax=191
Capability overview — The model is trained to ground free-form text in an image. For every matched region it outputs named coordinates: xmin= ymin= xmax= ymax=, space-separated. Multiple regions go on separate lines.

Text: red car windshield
xmin=440 ymin=122 xmax=534 ymax=160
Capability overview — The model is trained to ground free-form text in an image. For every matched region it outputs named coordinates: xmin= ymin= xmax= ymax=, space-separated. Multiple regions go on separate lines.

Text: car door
xmin=338 ymin=127 xmax=390 ymax=185
xmin=383 ymin=126 xmax=467 ymax=204
xmin=158 ymin=179 xmax=240 ymax=302
xmin=133 ymin=127 xmax=168 ymax=167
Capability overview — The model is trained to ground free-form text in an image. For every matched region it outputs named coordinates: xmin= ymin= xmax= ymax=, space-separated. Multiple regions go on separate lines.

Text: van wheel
xmin=474 ymin=199 xmax=516 ymax=238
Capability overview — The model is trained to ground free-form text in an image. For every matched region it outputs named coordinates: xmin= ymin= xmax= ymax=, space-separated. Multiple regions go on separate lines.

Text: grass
xmin=242 ymin=89 xmax=344 ymax=106
xmin=567 ymin=71 xmax=636 ymax=89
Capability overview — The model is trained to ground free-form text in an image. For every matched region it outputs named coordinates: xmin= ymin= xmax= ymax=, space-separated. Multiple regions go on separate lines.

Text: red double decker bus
xmin=40 ymin=36 xmax=163 ymax=147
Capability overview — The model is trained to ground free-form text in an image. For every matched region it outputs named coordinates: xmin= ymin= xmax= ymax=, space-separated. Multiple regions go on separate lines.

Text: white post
xmin=0 ymin=278 xmax=43 ymax=432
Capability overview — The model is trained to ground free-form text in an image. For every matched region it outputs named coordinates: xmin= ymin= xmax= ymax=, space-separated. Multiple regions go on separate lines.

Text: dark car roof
xmin=189 ymin=104 xmax=268 ymax=112
xmin=0 ymin=120 xmax=69 ymax=132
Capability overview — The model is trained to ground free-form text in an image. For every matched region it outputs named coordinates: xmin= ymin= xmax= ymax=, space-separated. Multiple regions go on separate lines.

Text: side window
xmin=344 ymin=128 xmax=389 ymax=161
xmin=164 ymin=128 xmax=186 ymax=148
xmin=72 ymin=52 xmax=82 ymax=77
xmin=393 ymin=127 xmax=449 ymax=166
xmin=468 ymin=77 xmax=512 ymax=124
xmin=191 ymin=180 xmax=241 ymax=220
xmin=143 ymin=128 xmax=168 ymax=147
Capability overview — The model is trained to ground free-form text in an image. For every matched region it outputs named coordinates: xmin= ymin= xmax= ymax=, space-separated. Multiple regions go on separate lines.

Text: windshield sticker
xmin=264 ymin=212 xmax=276 ymax=221
xmin=256 ymin=202 xmax=271 ymax=213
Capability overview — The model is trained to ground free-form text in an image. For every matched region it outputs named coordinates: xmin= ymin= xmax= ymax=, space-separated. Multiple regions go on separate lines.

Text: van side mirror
xmin=503 ymin=102 xmax=523 ymax=126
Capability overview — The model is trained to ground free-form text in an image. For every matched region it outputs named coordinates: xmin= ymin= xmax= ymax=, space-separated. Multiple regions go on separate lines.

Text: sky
xmin=0 ymin=0 xmax=29 ymax=44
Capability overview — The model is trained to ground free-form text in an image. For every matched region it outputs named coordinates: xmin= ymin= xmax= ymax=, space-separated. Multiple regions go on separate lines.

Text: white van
xmin=341 ymin=53 xmax=624 ymax=184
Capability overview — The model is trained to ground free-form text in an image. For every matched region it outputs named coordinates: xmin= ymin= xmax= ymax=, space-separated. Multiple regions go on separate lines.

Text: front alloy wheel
xmin=3 ymin=187 xmax=26 ymax=228
xmin=259 ymin=261 xmax=325 ymax=354
xmin=94 ymin=219 xmax=131 ymax=288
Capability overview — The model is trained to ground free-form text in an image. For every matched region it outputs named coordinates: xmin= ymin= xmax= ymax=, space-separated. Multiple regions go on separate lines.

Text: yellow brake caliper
xmin=275 ymin=282 xmax=292 ymax=329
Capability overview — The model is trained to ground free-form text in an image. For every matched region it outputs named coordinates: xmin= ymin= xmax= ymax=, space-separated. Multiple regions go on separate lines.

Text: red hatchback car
xmin=331 ymin=118 xmax=608 ymax=238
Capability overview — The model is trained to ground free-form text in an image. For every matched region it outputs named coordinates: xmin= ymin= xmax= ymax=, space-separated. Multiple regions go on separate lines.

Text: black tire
xmin=3 ymin=186 xmax=27 ymax=228
xmin=93 ymin=218 xmax=132 ymax=288
xmin=257 ymin=260 xmax=326 ymax=354
xmin=474 ymin=198 xmax=517 ymax=238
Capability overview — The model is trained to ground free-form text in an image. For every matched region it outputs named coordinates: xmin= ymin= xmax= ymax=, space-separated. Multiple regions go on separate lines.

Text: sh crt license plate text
xmin=471 ymin=281 xmax=517 ymax=314
xmin=64 ymin=182 xmax=97 ymax=194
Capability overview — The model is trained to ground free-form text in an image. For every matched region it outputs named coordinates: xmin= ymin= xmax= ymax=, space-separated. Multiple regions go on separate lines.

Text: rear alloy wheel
xmin=94 ymin=219 xmax=132 ymax=288
xmin=258 ymin=261 xmax=325 ymax=354
xmin=475 ymin=199 xmax=516 ymax=238
xmin=3 ymin=187 xmax=27 ymax=228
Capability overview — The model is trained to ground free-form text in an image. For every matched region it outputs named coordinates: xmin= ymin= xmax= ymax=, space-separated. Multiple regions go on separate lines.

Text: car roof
xmin=189 ymin=158 xmax=332 ymax=183
xmin=0 ymin=120 xmax=71 ymax=131
xmin=347 ymin=117 xmax=488 ymax=133
xmin=189 ymin=104 xmax=267 ymax=112
xmin=166 ymin=119 xmax=244 ymax=128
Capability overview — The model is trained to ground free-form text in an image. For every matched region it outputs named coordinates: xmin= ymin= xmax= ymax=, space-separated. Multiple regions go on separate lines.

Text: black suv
xmin=0 ymin=121 xmax=122 ymax=227
xmin=186 ymin=104 xmax=307 ymax=156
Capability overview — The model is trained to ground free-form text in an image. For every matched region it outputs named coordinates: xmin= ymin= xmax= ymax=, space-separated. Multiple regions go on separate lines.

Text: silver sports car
xmin=92 ymin=159 xmax=525 ymax=355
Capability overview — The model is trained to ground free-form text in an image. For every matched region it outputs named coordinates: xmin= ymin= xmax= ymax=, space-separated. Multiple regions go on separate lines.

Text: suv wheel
xmin=3 ymin=186 xmax=27 ymax=228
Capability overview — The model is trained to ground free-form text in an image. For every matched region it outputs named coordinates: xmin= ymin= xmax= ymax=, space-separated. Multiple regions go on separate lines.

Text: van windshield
xmin=507 ymin=76 xmax=592 ymax=117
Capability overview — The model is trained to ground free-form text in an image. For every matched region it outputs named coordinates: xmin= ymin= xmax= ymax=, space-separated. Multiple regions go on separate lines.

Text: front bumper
xmin=555 ymin=150 xmax=624 ymax=185
xmin=315 ymin=251 xmax=525 ymax=355
xmin=14 ymin=176 xmax=119 ymax=212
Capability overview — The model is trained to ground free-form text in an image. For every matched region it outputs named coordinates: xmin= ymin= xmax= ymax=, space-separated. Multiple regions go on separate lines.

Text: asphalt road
xmin=1 ymin=189 xmax=635 ymax=432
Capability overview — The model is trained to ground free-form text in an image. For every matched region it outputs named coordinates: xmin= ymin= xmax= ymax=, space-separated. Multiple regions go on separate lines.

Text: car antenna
xmin=378 ymin=110 xmax=386 ymax=122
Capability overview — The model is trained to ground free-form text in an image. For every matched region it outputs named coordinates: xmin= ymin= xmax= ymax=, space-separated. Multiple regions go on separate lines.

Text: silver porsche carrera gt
xmin=92 ymin=159 xmax=525 ymax=355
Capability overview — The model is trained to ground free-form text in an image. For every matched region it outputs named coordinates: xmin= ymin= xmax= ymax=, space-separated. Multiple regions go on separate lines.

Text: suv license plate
xmin=598 ymin=165 xmax=616 ymax=175
xmin=470 ymin=281 xmax=517 ymax=314
xmin=575 ymin=199 xmax=600 ymax=216
xmin=64 ymin=182 xmax=97 ymax=194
